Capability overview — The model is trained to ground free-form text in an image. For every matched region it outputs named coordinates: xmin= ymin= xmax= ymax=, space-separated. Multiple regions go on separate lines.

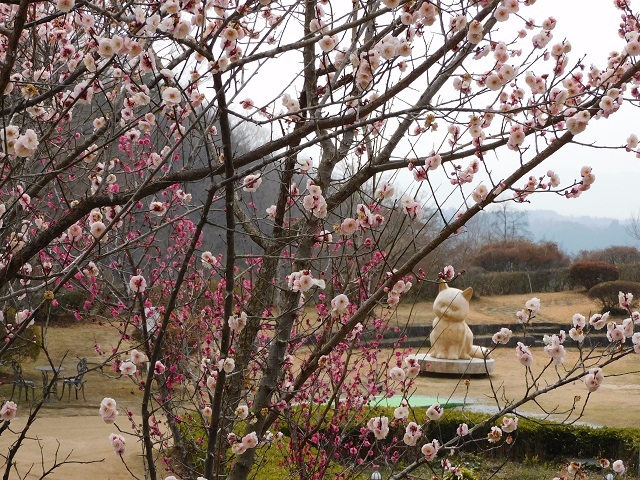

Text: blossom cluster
xmin=109 ymin=433 xmax=126 ymax=456
xmin=99 ymin=397 xmax=119 ymax=424
xmin=385 ymin=272 xmax=412 ymax=306
xmin=287 ymin=270 xmax=326 ymax=292
xmin=0 ymin=401 xmax=17 ymax=421
xmin=302 ymin=181 xmax=328 ymax=219
xmin=228 ymin=431 xmax=259 ymax=455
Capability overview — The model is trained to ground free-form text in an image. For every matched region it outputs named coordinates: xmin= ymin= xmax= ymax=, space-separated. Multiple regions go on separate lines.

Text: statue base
xmin=414 ymin=353 xmax=494 ymax=376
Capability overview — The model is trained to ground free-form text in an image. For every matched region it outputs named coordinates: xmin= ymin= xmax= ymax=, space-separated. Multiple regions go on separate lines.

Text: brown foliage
xmin=470 ymin=241 xmax=569 ymax=272
xmin=577 ymin=246 xmax=640 ymax=265
xmin=569 ymin=261 xmax=620 ymax=290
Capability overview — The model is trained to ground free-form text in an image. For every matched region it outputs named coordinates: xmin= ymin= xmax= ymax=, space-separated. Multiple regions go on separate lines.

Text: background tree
xmin=486 ymin=204 xmax=531 ymax=243
xmin=577 ymin=245 xmax=640 ymax=264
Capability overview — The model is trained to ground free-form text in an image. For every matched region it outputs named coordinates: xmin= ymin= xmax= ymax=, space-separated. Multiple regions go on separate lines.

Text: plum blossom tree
xmin=0 ymin=0 xmax=640 ymax=479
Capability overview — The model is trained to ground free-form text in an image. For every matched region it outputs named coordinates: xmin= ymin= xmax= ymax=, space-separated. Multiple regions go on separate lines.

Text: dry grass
xmin=0 ymin=291 xmax=609 ymax=415
xmin=387 ymin=290 xmax=600 ymax=326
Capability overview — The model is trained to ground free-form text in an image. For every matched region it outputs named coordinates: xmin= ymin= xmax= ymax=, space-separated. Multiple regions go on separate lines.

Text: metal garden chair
xmin=10 ymin=360 xmax=35 ymax=402
xmin=59 ymin=358 xmax=88 ymax=401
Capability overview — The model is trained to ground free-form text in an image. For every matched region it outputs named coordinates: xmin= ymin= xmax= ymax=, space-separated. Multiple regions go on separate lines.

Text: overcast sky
xmin=242 ymin=1 xmax=640 ymax=221
xmin=509 ymin=0 xmax=640 ymax=220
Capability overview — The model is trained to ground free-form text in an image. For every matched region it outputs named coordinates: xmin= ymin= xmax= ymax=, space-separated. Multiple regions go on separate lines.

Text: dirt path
xmin=0 ymin=414 xmax=145 ymax=479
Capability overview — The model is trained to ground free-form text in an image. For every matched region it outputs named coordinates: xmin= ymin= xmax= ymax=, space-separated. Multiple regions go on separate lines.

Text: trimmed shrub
xmin=471 ymin=241 xmax=569 ymax=272
xmin=588 ymin=280 xmax=640 ymax=314
xmin=569 ymin=261 xmax=619 ymax=290
xmin=407 ymin=267 xmax=569 ymax=301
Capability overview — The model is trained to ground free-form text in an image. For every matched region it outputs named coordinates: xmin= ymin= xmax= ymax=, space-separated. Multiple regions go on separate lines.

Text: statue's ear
xmin=439 ymin=281 xmax=449 ymax=292
xmin=462 ymin=287 xmax=473 ymax=301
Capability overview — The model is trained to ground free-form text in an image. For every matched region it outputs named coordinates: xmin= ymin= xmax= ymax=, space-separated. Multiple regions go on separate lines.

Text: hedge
xmin=406 ymin=261 xmax=640 ymax=301
xmin=588 ymin=280 xmax=640 ymax=314
xmin=408 ymin=267 xmax=570 ymax=301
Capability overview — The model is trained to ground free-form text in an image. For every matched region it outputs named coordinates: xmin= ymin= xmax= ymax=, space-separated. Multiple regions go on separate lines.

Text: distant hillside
xmin=527 ymin=210 xmax=637 ymax=256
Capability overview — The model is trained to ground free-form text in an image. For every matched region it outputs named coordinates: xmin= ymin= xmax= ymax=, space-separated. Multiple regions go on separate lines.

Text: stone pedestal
xmin=414 ymin=353 xmax=494 ymax=376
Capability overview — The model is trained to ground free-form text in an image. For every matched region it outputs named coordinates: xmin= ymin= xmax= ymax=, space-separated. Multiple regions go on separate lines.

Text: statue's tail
xmin=470 ymin=345 xmax=491 ymax=359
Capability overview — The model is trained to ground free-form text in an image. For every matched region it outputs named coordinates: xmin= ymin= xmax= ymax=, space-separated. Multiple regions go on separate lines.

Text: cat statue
xmin=429 ymin=282 xmax=489 ymax=360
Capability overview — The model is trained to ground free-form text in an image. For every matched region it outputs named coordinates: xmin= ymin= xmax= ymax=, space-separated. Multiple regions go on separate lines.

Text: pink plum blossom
xmin=109 ymin=433 xmax=126 ymax=456
xmin=129 ymin=275 xmax=147 ymax=294
xmin=421 ymin=439 xmax=440 ymax=460
xmin=0 ymin=401 xmax=17 ymax=421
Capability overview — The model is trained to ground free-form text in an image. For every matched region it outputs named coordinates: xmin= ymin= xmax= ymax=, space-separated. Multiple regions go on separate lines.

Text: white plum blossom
xmin=120 ymin=361 xmax=137 ymax=375
xmin=129 ymin=275 xmax=147 ymax=294
xmin=516 ymin=342 xmax=533 ymax=367
xmin=613 ymin=460 xmax=625 ymax=475
xmin=318 ymin=35 xmax=337 ymax=53
xmin=543 ymin=332 xmax=566 ymax=364
xmin=331 ymin=294 xmax=350 ymax=314
xmin=296 ymin=156 xmax=313 ymax=173
xmin=201 ymin=251 xmax=219 ymax=269
xmin=457 ymin=423 xmax=469 ymax=437
xmin=14 ymin=129 xmax=39 ymax=157
xmin=619 ymin=291 xmax=633 ymax=310
xmin=394 ymin=400 xmax=409 ymax=420
xmin=566 ymin=110 xmax=590 ymax=135
xmin=421 ymin=439 xmax=440 ymax=460
xmin=229 ymin=312 xmax=247 ymax=332
xmin=0 ymin=401 xmax=17 ymax=421
xmin=242 ymin=174 xmax=262 ymax=192
xmin=589 ymin=312 xmax=609 ymax=329
xmin=366 ymin=416 xmax=390 ymax=439
xmin=162 ymin=87 xmax=181 ymax=106
xmin=487 ymin=426 xmax=503 ymax=443
xmin=109 ymin=433 xmax=126 ymax=456
xmin=149 ymin=201 xmax=167 ymax=216
xmin=404 ymin=355 xmax=421 ymax=378
xmin=426 ymin=403 xmax=443 ymax=421
xmin=389 ymin=366 xmax=406 ymax=382
xmin=302 ymin=181 xmax=327 ymax=218
xmin=471 ymin=184 xmax=488 ymax=203
xmin=403 ymin=422 xmax=423 ymax=446
xmin=492 ymin=327 xmax=513 ymax=345
xmin=500 ymin=415 xmax=518 ymax=433
xmin=130 ymin=349 xmax=148 ymax=364
xmin=99 ymin=397 xmax=119 ymax=424
xmin=583 ymin=367 xmax=604 ymax=392
xmin=56 ymin=0 xmax=75 ymax=12
xmin=235 ymin=405 xmax=249 ymax=419
xmin=375 ymin=182 xmax=395 ymax=200
xmin=287 ymin=270 xmax=325 ymax=292
xmin=221 ymin=357 xmax=235 ymax=374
